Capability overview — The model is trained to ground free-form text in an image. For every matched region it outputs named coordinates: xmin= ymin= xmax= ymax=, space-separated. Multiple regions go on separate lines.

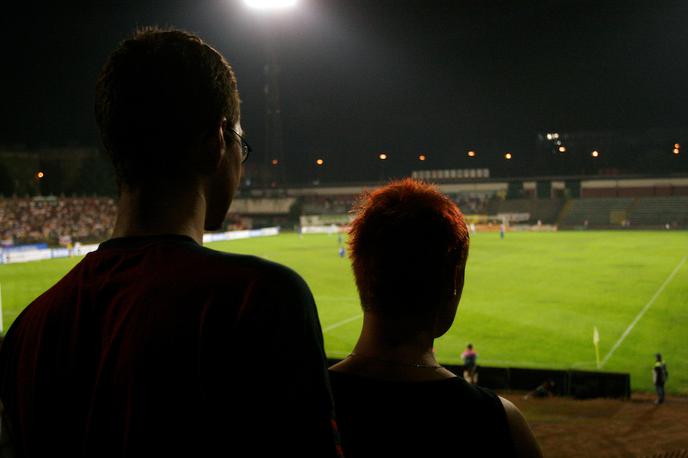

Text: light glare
xmin=379 ymin=153 xmax=388 ymax=160
xmin=243 ymin=0 xmax=297 ymax=10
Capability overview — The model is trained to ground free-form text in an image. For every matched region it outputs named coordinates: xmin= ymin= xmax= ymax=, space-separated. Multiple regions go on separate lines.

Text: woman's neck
xmin=330 ymin=313 xmax=457 ymax=381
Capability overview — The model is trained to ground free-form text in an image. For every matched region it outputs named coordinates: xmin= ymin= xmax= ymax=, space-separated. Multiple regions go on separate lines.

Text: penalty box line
xmin=323 ymin=314 xmax=363 ymax=333
xmin=600 ymin=255 xmax=687 ymax=368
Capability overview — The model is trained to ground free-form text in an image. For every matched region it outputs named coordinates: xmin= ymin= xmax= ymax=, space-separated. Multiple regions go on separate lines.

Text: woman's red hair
xmin=348 ymin=178 xmax=469 ymax=316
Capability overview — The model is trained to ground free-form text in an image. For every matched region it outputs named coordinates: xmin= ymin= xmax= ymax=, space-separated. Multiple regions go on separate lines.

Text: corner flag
xmin=593 ymin=326 xmax=600 ymax=368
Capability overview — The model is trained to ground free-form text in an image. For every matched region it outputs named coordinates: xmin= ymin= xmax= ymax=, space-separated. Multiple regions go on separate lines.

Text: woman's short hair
xmin=348 ymin=178 xmax=469 ymax=317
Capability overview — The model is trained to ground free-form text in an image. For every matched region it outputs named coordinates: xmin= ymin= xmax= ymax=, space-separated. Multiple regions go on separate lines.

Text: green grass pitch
xmin=0 ymin=231 xmax=686 ymax=394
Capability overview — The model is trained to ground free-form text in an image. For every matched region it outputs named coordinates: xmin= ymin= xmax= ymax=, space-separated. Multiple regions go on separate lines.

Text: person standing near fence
xmin=462 ymin=343 xmax=479 ymax=384
xmin=653 ymin=353 xmax=669 ymax=405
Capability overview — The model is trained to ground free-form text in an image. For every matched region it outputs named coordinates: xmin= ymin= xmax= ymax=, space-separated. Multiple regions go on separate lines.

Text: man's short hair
xmin=95 ymin=27 xmax=240 ymax=188
xmin=348 ymin=178 xmax=469 ymax=317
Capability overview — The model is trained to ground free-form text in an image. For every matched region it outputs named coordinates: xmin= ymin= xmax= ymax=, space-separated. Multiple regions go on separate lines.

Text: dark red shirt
xmin=0 ymin=235 xmax=338 ymax=457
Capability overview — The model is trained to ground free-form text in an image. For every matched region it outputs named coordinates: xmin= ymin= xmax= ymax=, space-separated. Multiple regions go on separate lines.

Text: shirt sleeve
xmin=199 ymin=262 xmax=341 ymax=457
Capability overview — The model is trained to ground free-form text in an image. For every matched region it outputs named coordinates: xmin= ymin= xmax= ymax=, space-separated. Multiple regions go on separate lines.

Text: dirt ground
xmin=502 ymin=392 xmax=688 ymax=458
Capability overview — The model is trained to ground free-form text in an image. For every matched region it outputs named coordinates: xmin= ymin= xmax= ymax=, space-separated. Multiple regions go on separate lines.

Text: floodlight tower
xmin=243 ymin=0 xmax=298 ymax=187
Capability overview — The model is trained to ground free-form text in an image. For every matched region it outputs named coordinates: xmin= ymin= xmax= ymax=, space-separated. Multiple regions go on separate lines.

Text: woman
xmin=329 ymin=178 xmax=541 ymax=457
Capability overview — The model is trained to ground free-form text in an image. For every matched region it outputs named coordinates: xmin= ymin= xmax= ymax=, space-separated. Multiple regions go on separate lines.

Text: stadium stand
xmin=301 ymin=194 xmax=357 ymax=215
xmin=628 ymin=196 xmax=688 ymax=228
xmin=0 ymin=196 xmax=116 ymax=246
xmin=1 ymin=184 xmax=686 ymax=247
xmin=487 ymin=198 xmax=565 ymax=224
xmin=559 ymin=198 xmax=635 ymax=227
xmin=447 ymin=193 xmax=493 ymax=215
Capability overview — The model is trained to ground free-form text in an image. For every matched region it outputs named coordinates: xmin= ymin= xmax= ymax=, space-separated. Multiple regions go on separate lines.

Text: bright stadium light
xmin=505 ymin=153 xmax=512 ymax=160
xmin=243 ymin=0 xmax=298 ymax=10
xmin=35 ymin=171 xmax=45 ymax=179
xmin=592 ymin=150 xmax=599 ymax=158
xmin=379 ymin=153 xmax=388 ymax=160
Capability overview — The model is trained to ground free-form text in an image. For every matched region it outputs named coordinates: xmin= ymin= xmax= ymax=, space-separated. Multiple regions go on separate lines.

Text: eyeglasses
xmin=226 ymin=128 xmax=252 ymax=164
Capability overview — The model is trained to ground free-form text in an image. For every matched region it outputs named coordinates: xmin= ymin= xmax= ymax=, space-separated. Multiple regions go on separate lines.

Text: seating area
xmin=1 ymin=193 xmax=686 ymax=248
xmin=487 ymin=198 xmax=565 ymax=225
xmin=0 ymin=196 xmax=116 ymax=246
xmin=301 ymin=194 xmax=358 ymax=215
xmin=559 ymin=198 xmax=635 ymax=227
xmin=628 ymin=196 xmax=688 ymax=227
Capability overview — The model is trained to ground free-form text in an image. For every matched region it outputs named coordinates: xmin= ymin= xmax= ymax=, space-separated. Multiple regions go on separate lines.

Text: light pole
xmin=242 ymin=0 xmax=298 ymax=187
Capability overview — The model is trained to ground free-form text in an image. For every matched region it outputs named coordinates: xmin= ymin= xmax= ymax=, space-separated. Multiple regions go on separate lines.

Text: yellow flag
xmin=593 ymin=326 xmax=600 ymax=368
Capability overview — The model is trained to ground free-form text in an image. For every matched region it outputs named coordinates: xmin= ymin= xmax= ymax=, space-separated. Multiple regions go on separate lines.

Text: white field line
xmin=323 ymin=314 xmax=363 ymax=333
xmin=318 ymin=296 xmax=359 ymax=302
xmin=600 ymin=256 xmax=687 ymax=368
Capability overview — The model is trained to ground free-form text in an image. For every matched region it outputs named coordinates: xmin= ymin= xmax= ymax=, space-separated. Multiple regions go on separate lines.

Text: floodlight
xmin=243 ymin=0 xmax=298 ymax=10
xmin=379 ymin=153 xmax=388 ymax=160
xmin=467 ymin=150 xmax=476 ymax=158
xmin=592 ymin=150 xmax=599 ymax=158
xmin=316 ymin=158 xmax=324 ymax=166
xmin=418 ymin=154 xmax=426 ymax=161
xmin=673 ymin=148 xmax=680 ymax=155
xmin=558 ymin=146 xmax=566 ymax=153
xmin=505 ymin=153 xmax=512 ymax=160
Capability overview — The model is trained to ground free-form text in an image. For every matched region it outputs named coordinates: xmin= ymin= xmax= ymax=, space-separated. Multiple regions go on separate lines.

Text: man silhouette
xmin=0 ymin=28 xmax=339 ymax=457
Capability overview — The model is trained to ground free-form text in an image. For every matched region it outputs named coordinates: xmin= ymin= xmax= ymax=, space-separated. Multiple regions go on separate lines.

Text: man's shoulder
xmin=198 ymin=246 xmax=306 ymax=287
xmin=95 ymin=235 xmax=306 ymax=287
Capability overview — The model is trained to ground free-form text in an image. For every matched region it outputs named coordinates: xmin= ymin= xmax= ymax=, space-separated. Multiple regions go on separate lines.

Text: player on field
xmin=0 ymin=28 xmax=341 ymax=458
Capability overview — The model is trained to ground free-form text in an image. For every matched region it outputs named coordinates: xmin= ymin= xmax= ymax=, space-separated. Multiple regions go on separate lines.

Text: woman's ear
xmin=453 ymin=263 xmax=465 ymax=299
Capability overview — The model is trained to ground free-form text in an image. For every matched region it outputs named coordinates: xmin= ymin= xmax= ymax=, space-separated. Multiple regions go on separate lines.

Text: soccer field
xmin=0 ymin=231 xmax=686 ymax=394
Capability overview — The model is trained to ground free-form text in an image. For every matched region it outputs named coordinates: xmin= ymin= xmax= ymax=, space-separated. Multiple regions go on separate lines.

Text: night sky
xmin=2 ymin=0 xmax=687 ymax=181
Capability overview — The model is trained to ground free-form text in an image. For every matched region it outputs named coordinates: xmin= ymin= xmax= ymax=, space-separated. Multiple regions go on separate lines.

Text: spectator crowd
xmin=0 ymin=196 xmax=116 ymax=246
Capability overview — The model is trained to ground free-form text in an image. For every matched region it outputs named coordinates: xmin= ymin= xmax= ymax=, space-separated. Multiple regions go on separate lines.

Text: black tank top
xmin=329 ymin=371 xmax=516 ymax=457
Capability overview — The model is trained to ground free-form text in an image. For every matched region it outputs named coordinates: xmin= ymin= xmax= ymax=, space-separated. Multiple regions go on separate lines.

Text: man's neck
xmin=111 ymin=185 xmax=206 ymax=244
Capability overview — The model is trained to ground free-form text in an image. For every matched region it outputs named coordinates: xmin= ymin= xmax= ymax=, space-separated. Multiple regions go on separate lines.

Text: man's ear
xmin=195 ymin=121 xmax=225 ymax=174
